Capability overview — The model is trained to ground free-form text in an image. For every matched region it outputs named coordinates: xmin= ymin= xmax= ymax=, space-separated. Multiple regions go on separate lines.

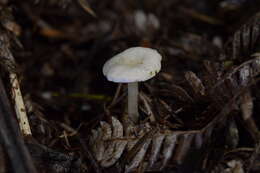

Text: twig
xmin=0 ymin=33 xmax=32 ymax=136
xmin=139 ymin=92 xmax=155 ymax=122
xmin=10 ymin=73 xmax=32 ymax=135
xmin=108 ymin=83 xmax=123 ymax=108
xmin=0 ymin=77 xmax=37 ymax=173
xmin=77 ymin=0 xmax=97 ymax=17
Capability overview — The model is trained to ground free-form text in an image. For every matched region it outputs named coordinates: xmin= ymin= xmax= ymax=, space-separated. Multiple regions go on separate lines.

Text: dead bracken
xmin=0 ymin=1 xmax=260 ymax=173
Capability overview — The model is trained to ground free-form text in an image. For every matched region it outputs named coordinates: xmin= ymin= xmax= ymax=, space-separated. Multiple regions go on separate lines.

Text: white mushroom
xmin=103 ymin=47 xmax=162 ymax=123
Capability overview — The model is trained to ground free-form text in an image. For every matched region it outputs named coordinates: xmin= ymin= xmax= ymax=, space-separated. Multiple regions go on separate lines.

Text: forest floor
xmin=0 ymin=0 xmax=260 ymax=172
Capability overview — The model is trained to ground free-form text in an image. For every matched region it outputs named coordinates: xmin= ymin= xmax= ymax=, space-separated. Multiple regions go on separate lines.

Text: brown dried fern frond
xmin=225 ymin=12 xmax=260 ymax=61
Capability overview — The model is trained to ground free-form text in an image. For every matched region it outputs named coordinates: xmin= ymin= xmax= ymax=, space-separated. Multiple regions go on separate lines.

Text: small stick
xmin=139 ymin=92 xmax=155 ymax=122
xmin=108 ymin=83 xmax=122 ymax=108
xmin=0 ymin=77 xmax=37 ymax=173
xmin=0 ymin=33 xmax=32 ymax=136
xmin=10 ymin=73 xmax=32 ymax=136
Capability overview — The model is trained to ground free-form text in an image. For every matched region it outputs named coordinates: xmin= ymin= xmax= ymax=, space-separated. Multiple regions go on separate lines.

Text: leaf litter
xmin=1 ymin=0 xmax=260 ymax=173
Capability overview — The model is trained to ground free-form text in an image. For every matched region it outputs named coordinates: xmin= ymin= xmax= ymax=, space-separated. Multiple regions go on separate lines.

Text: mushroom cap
xmin=103 ymin=47 xmax=162 ymax=83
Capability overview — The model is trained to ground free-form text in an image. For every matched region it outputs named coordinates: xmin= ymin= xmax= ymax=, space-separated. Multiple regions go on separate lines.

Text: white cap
xmin=103 ymin=47 xmax=162 ymax=83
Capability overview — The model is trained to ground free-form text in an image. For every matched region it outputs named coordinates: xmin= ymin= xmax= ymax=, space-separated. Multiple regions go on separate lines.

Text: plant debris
xmin=0 ymin=0 xmax=260 ymax=173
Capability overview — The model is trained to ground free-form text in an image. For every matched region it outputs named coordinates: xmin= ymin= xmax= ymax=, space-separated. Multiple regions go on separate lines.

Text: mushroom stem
xmin=128 ymin=82 xmax=139 ymax=123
